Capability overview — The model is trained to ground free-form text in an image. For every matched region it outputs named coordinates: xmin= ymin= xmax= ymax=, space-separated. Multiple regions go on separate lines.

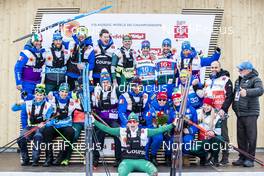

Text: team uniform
xmin=94 ymin=113 xmax=175 ymax=176
xmin=190 ymin=98 xmax=223 ymax=166
xmin=12 ymin=86 xmax=53 ymax=166
xmin=178 ymin=41 xmax=221 ymax=81
xmin=111 ymin=46 xmax=137 ymax=86
xmin=118 ymin=90 xmax=150 ymax=128
xmin=42 ymin=32 xmax=71 ymax=93
xmin=14 ymin=38 xmax=45 ymax=99
xmin=92 ymin=69 xmax=121 ymax=166
xmin=155 ymin=38 xmax=178 ymax=94
xmin=44 ymin=84 xmax=81 ymax=166
xmin=66 ymin=32 xmax=95 ymax=90
xmin=144 ymin=94 xmax=170 ymax=165
xmin=168 ymin=101 xmax=198 ymax=154
xmin=135 ymin=54 xmax=157 ymax=94
xmin=92 ymin=38 xmax=115 ymax=85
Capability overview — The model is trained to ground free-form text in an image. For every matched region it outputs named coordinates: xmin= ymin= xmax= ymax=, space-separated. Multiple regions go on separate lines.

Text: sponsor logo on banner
xmin=129 ymin=33 xmax=146 ymax=40
xmin=150 ymin=48 xmax=161 ymax=55
xmin=62 ymin=21 xmax=80 ymax=38
xmin=174 ymin=21 xmax=188 ymax=39
xmin=111 ymin=33 xmax=146 ymax=40
xmin=111 ymin=34 xmax=124 ymax=39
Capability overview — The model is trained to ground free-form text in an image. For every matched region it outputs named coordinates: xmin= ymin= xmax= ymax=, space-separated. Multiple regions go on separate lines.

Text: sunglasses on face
xmin=158 ymin=99 xmax=167 ymax=102
xmin=128 ymin=119 xmax=137 ymax=124
xmin=211 ymin=67 xmax=219 ymax=69
xmin=35 ymin=88 xmax=45 ymax=94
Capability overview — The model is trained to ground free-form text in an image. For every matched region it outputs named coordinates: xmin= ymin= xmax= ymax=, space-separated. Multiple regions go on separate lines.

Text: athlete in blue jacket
xmin=14 ymin=33 xmax=45 ymax=100
xmin=177 ymin=69 xmax=204 ymax=109
xmin=166 ymin=91 xmax=198 ymax=165
xmin=12 ymin=85 xmax=53 ymax=166
xmin=144 ymin=92 xmax=170 ymax=166
xmin=118 ymin=77 xmax=150 ymax=127
xmin=178 ymin=41 xmax=221 ymax=80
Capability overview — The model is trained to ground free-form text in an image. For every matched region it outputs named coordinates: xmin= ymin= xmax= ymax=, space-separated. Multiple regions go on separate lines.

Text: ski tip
xmin=12 ymin=39 xmax=19 ymax=43
xmin=101 ymin=5 xmax=112 ymax=11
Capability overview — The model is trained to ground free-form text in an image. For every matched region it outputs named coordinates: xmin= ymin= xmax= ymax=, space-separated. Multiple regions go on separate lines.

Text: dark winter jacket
xmin=209 ymin=69 xmax=234 ymax=113
xmin=232 ymin=69 xmax=264 ymax=117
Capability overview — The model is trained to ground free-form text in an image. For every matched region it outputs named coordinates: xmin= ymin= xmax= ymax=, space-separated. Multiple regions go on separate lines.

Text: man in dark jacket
xmin=204 ymin=61 xmax=234 ymax=165
xmin=232 ymin=61 xmax=263 ymax=167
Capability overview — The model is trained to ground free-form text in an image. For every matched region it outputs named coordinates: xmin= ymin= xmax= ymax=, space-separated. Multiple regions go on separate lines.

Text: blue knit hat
xmin=100 ymin=68 xmax=111 ymax=84
xmin=53 ymin=30 xmax=63 ymax=40
xmin=59 ymin=83 xmax=69 ymax=92
xmin=162 ymin=38 xmax=171 ymax=47
xmin=141 ymin=40 xmax=150 ymax=49
xmin=181 ymin=41 xmax=191 ymax=50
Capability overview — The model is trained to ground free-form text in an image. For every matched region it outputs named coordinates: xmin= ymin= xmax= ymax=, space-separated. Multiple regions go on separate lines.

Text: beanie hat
xmin=59 ymin=83 xmax=70 ymax=92
xmin=100 ymin=68 xmax=111 ymax=84
xmin=35 ymin=84 xmax=46 ymax=95
xmin=131 ymin=76 xmax=141 ymax=85
xmin=180 ymin=69 xmax=189 ymax=77
xmin=237 ymin=60 xmax=254 ymax=71
xmin=141 ymin=40 xmax=150 ymax=49
xmin=172 ymin=92 xmax=181 ymax=100
xmin=127 ymin=112 xmax=139 ymax=122
xmin=203 ymin=97 xmax=214 ymax=107
xmin=181 ymin=41 xmax=191 ymax=50
xmin=31 ymin=33 xmax=43 ymax=43
xmin=162 ymin=38 xmax=171 ymax=47
xmin=122 ymin=34 xmax=132 ymax=41
xmin=157 ymin=92 xmax=168 ymax=100
xmin=53 ymin=30 xmax=63 ymax=40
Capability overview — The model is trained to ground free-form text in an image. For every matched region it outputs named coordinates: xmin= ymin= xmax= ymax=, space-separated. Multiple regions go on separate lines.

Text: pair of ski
xmin=81 ymin=62 xmax=111 ymax=176
xmin=170 ymin=65 xmax=193 ymax=176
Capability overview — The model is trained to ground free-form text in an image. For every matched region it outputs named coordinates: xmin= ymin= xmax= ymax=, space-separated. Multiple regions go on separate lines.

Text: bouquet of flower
xmin=156 ymin=111 xmax=168 ymax=126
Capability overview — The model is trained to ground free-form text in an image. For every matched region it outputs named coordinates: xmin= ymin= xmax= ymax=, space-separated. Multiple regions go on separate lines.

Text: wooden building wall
xmin=0 ymin=0 xmax=263 ymax=147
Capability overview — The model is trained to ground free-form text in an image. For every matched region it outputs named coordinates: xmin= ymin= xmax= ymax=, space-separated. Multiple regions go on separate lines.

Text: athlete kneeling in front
xmin=93 ymin=112 xmax=179 ymax=176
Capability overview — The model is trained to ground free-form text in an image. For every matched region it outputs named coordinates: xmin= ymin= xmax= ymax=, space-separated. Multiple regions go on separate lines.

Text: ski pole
xmin=0 ymin=114 xmax=59 ymax=154
xmin=91 ymin=112 xmax=110 ymax=127
xmin=0 ymin=126 xmax=40 ymax=153
xmin=0 ymin=124 xmax=40 ymax=151
xmin=52 ymin=127 xmax=85 ymax=159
